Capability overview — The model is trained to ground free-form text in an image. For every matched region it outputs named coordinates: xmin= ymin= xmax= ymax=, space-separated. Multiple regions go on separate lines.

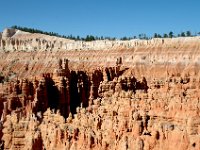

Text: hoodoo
xmin=0 ymin=29 xmax=200 ymax=149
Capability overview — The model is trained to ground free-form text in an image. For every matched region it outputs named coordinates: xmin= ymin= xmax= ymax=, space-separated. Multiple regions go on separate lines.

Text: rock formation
xmin=0 ymin=29 xmax=200 ymax=149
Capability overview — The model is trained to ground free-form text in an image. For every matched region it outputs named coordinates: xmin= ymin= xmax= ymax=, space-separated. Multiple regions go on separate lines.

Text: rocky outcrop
xmin=0 ymin=58 xmax=122 ymax=119
xmin=1 ymin=73 xmax=200 ymax=150
xmin=1 ymin=29 xmax=200 ymax=149
xmin=2 ymin=28 xmax=17 ymax=39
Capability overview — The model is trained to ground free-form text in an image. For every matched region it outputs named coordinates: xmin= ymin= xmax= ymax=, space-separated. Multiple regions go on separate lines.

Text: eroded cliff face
xmin=0 ymin=29 xmax=200 ymax=150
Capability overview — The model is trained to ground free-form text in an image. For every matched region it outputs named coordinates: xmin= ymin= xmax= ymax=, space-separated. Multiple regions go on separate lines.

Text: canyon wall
xmin=0 ymin=29 xmax=200 ymax=149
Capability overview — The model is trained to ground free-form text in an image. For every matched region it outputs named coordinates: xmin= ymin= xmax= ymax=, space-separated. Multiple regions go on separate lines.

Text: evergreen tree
xmin=169 ymin=31 xmax=174 ymax=38
xmin=186 ymin=31 xmax=191 ymax=37
xmin=133 ymin=36 xmax=137 ymax=39
xmin=157 ymin=34 xmax=162 ymax=38
xmin=154 ymin=33 xmax=158 ymax=38
xmin=163 ymin=34 xmax=168 ymax=38
xmin=138 ymin=34 xmax=147 ymax=39
xmin=181 ymin=32 xmax=185 ymax=37
xmin=121 ymin=37 xmax=128 ymax=40
xmin=85 ymin=35 xmax=95 ymax=41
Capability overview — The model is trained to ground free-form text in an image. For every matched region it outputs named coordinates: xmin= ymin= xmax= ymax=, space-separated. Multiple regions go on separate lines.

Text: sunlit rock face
xmin=2 ymin=28 xmax=17 ymax=39
xmin=0 ymin=29 xmax=200 ymax=150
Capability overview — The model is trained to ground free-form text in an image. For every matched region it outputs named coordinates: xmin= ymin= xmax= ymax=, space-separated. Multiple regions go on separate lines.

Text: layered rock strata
xmin=0 ymin=29 xmax=200 ymax=149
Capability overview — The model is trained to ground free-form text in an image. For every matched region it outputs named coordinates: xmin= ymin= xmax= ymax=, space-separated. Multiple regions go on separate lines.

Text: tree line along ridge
xmin=11 ymin=25 xmax=200 ymax=41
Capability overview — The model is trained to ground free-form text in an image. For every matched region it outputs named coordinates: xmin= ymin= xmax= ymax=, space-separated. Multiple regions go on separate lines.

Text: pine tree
xmin=186 ymin=31 xmax=191 ymax=37
xmin=181 ymin=32 xmax=185 ymax=37
xmin=154 ymin=33 xmax=158 ymax=38
xmin=163 ymin=34 xmax=168 ymax=38
xmin=169 ymin=31 xmax=174 ymax=38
